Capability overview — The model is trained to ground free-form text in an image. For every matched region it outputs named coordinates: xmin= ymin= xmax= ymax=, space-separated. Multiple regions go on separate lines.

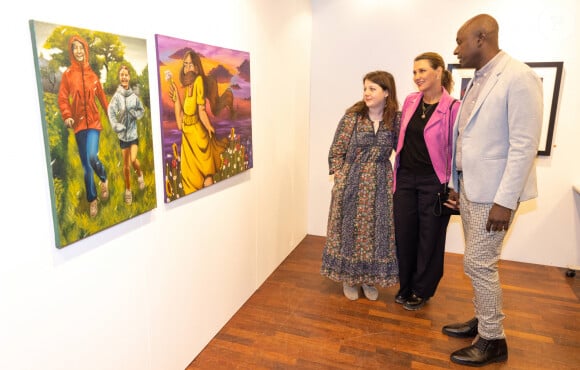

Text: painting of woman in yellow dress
xmin=156 ymin=35 xmax=253 ymax=202
xmin=168 ymin=48 xmax=229 ymax=192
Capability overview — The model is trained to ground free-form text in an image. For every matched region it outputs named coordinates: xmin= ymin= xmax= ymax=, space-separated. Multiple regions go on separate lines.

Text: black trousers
xmin=393 ymin=167 xmax=450 ymax=299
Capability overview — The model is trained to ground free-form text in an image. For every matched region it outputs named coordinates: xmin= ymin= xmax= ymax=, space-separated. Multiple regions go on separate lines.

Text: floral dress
xmin=321 ymin=111 xmax=401 ymax=287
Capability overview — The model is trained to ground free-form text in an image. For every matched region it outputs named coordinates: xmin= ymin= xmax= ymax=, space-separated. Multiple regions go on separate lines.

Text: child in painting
xmin=57 ymin=35 xmax=109 ymax=217
xmin=108 ymin=65 xmax=146 ymax=204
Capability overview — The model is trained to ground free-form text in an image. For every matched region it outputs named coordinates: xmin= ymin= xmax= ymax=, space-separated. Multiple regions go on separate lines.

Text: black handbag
xmin=434 ymin=182 xmax=459 ymax=216
xmin=433 ymin=99 xmax=459 ymax=217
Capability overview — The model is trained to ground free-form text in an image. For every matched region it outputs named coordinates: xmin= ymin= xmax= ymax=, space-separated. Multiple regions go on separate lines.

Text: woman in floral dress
xmin=321 ymin=70 xmax=400 ymax=301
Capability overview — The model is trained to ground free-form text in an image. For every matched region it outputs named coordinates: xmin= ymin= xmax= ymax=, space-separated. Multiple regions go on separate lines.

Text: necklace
xmin=421 ymin=101 xmax=435 ymax=119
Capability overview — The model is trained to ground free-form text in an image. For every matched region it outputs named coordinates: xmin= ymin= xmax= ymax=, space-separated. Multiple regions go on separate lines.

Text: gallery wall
xmin=308 ymin=0 xmax=580 ymax=268
xmin=1 ymin=1 xmax=578 ymax=370
xmin=0 ymin=1 xmax=311 ymax=370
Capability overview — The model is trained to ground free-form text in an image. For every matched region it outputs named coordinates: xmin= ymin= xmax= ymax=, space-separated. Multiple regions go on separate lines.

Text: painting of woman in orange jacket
xmin=57 ymin=35 xmax=109 ymax=217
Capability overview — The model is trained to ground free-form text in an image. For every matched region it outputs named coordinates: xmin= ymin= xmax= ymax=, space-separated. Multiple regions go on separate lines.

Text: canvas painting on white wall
xmin=30 ymin=20 xmax=157 ymax=248
xmin=155 ymin=34 xmax=253 ymax=203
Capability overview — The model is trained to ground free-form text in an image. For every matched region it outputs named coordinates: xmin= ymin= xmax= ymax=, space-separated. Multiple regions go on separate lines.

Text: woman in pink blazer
xmin=393 ymin=52 xmax=460 ymax=311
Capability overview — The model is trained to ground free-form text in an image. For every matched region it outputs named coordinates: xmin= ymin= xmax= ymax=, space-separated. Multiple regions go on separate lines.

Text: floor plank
xmin=187 ymin=235 xmax=580 ymax=369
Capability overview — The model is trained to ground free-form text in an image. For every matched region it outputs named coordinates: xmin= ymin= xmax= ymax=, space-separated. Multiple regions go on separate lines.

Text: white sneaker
xmin=362 ymin=284 xmax=379 ymax=301
xmin=342 ymin=282 xmax=359 ymax=300
xmin=124 ymin=189 xmax=132 ymax=204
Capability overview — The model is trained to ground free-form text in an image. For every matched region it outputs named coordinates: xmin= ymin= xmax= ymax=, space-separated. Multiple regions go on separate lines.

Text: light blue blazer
xmin=450 ymin=53 xmax=543 ymax=210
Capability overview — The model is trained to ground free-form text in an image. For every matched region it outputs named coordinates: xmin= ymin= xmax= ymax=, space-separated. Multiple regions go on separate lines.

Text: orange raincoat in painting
xmin=58 ymin=35 xmax=108 ymax=134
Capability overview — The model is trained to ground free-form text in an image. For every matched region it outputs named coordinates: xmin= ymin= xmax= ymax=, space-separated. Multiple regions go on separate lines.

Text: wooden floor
xmin=187 ymin=235 xmax=580 ymax=369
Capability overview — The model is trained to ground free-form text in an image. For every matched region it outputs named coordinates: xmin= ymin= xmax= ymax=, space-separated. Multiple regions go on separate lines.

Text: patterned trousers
xmin=459 ymin=177 xmax=515 ymax=340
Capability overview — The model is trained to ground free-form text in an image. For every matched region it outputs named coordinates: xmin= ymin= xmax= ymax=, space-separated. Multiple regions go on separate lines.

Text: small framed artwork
xmin=448 ymin=61 xmax=563 ymax=156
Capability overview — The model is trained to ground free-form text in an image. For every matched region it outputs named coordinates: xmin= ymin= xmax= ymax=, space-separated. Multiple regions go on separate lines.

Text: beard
xmin=180 ymin=70 xmax=197 ymax=87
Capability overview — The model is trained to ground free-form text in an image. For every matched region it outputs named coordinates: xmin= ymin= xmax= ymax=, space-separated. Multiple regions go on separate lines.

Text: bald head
xmin=454 ymin=14 xmax=501 ymax=69
xmin=463 ymin=14 xmax=499 ymax=48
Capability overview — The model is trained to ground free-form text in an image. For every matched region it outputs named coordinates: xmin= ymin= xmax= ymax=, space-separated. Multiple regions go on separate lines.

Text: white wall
xmin=0 ymin=1 xmax=311 ymax=369
xmin=308 ymin=0 xmax=580 ymax=268
xmin=1 ymin=1 xmax=578 ymax=369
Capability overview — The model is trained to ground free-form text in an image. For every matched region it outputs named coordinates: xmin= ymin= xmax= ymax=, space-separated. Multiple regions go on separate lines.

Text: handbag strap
xmin=444 ymin=99 xmax=458 ymax=190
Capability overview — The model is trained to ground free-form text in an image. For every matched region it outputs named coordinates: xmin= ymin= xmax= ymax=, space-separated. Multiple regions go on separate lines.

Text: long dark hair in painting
xmin=179 ymin=48 xmax=234 ymax=118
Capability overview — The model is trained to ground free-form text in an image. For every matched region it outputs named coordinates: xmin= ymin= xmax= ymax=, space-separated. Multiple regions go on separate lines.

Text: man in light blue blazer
xmin=441 ymin=14 xmax=543 ymax=367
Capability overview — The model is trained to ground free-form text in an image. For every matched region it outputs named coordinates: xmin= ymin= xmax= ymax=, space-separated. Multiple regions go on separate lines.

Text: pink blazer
xmin=393 ymin=88 xmax=460 ymax=192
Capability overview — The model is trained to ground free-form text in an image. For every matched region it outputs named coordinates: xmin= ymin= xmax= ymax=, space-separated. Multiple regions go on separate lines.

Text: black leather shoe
xmin=394 ymin=294 xmax=408 ymax=305
xmin=442 ymin=317 xmax=478 ymax=338
xmin=451 ymin=336 xmax=508 ymax=367
xmin=403 ymin=294 xmax=428 ymax=311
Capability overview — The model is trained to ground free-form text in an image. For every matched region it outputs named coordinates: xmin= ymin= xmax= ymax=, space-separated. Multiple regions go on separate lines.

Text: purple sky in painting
xmin=156 ymin=34 xmax=248 ymax=69
xmin=155 ymin=34 xmax=251 ymax=100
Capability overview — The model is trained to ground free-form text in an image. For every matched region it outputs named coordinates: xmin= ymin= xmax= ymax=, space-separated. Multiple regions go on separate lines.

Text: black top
xmin=399 ymin=101 xmax=438 ymax=175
